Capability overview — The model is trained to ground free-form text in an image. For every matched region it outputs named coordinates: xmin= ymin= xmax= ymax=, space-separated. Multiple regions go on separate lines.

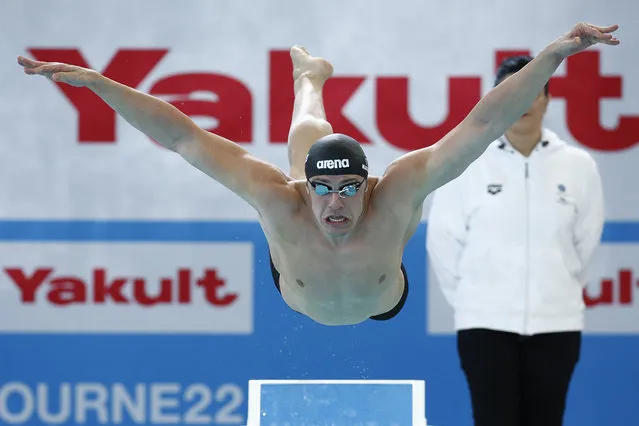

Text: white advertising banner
xmin=0 ymin=0 xmax=637 ymax=220
xmin=0 ymin=242 xmax=254 ymax=333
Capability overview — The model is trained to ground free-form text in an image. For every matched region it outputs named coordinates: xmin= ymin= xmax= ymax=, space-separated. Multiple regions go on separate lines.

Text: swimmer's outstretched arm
xmin=16 ymin=57 xmax=291 ymax=209
xmin=380 ymin=22 xmax=619 ymax=206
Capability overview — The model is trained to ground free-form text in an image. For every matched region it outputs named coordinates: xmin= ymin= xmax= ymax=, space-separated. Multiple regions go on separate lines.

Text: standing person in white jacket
xmin=426 ymin=55 xmax=605 ymax=426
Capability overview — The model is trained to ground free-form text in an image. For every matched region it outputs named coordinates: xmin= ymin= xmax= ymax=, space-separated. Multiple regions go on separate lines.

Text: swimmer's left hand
xmin=552 ymin=23 xmax=620 ymax=58
xmin=17 ymin=56 xmax=99 ymax=87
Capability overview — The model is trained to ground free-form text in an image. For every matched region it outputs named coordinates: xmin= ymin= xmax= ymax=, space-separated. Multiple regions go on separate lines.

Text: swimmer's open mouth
xmin=324 ymin=215 xmax=349 ymax=224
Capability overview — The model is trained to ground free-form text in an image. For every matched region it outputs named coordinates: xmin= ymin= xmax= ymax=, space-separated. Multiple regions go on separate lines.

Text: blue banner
xmin=1 ymin=221 xmax=638 ymax=425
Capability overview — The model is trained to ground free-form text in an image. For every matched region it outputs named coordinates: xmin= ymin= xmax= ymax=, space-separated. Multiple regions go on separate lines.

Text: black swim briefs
xmin=268 ymin=250 xmax=409 ymax=321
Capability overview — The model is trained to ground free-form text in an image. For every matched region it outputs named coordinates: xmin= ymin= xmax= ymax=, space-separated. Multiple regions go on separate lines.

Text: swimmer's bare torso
xmin=258 ymin=176 xmax=423 ymax=326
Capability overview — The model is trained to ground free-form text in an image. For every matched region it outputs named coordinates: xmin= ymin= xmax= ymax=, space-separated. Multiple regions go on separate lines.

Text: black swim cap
xmin=304 ymin=134 xmax=369 ymax=179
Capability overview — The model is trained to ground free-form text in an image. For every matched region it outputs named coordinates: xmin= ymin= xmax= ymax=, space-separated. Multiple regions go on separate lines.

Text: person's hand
xmin=17 ymin=56 xmax=100 ymax=87
xmin=552 ymin=23 xmax=620 ymax=58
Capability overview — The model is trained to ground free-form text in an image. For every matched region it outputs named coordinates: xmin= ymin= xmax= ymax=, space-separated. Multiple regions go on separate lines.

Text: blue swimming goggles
xmin=308 ymin=179 xmax=366 ymax=198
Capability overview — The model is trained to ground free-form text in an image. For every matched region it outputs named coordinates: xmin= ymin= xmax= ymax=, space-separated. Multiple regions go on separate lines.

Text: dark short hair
xmin=494 ymin=55 xmax=549 ymax=96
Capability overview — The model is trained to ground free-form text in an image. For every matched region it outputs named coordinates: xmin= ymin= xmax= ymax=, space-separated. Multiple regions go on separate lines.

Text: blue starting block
xmin=246 ymin=379 xmax=428 ymax=425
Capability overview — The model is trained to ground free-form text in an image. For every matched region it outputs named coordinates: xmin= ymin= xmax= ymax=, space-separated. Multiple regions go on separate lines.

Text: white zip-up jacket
xmin=426 ymin=128 xmax=604 ymax=335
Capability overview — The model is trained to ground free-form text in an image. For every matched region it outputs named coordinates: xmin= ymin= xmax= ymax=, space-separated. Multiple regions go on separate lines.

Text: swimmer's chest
xmin=262 ymin=200 xmax=405 ymax=291
xmin=280 ymin=232 xmax=401 ymax=297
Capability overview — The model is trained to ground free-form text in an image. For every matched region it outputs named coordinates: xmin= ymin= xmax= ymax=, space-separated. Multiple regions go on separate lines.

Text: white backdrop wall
xmin=1 ymin=1 xmax=637 ymax=425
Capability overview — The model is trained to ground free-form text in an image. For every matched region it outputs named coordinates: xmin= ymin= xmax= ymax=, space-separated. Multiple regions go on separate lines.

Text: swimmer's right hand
xmin=17 ymin=56 xmax=99 ymax=87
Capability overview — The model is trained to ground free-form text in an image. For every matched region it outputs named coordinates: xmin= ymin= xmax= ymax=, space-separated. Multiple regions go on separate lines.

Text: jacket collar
xmin=494 ymin=128 xmax=565 ymax=157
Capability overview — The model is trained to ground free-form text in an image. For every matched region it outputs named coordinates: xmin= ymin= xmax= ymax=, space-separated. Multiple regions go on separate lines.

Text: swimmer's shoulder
xmin=254 ymin=178 xmax=305 ymax=216
xmin=367 ymin=175 xmax=380 ymax=187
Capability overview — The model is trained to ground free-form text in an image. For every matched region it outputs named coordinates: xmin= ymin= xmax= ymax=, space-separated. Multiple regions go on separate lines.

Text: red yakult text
xmin=584 ymin=268 xmax=639 ymax=307
xmin=4 ymin=267 xmax=238 ymax=307
xmin=27 ymin=47 xmax=639 ymax=152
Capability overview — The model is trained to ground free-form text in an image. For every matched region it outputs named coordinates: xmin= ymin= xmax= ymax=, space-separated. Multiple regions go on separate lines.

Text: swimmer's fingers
xmin=22 ymin=62 xmax=74 ymax=76
xmin=19 ymin=60 xmax=94 ymax=87
xmin=17 ymin=56 xmax=47 ymax=69
xmin=587 ymin=23 xmax=620 ymax=36
xmin=555 ymin=22 xmax=620 ymax=57
xmin=18 ymin=58 xmax=77 ymax=76
xmin=580 ymin=23 xmax=620 ymax=45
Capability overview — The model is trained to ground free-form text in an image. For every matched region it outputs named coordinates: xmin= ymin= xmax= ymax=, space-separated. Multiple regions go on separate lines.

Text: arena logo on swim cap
xmin=316 ymin=159 xmax=350 ymax=170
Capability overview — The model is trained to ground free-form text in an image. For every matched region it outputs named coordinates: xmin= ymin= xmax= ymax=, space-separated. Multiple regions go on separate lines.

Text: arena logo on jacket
xmin=487 ymin=184 xmax=503 ymax=195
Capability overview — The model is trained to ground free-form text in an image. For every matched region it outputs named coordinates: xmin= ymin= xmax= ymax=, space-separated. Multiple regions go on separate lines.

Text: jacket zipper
xmin=523 ymin=162 xmax=530 ymax=334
